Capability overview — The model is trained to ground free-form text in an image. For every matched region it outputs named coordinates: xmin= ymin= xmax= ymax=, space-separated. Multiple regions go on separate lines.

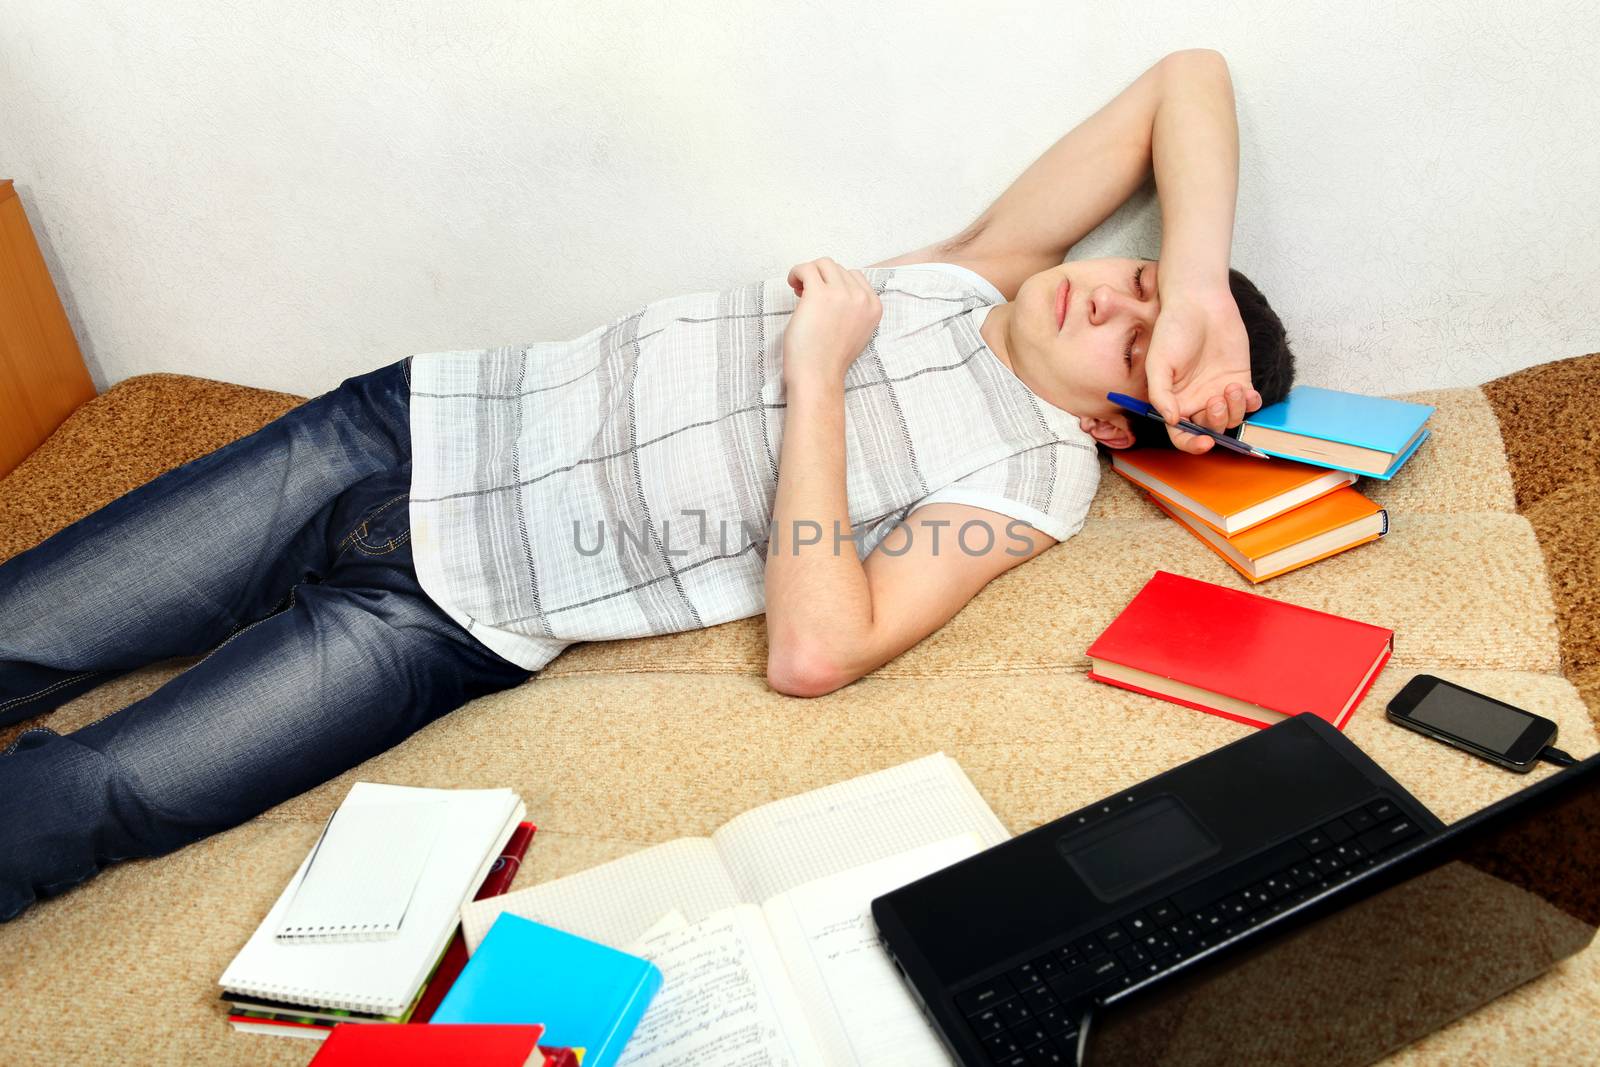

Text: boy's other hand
xmin=1145 ymin=284 xmax=1262 ymax=454
xmin=782 ymin=257 xmax=883 ymax=388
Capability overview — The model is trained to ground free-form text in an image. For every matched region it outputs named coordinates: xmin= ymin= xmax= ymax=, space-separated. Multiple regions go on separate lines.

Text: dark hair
xmin=1127 ymin=267 xmax=1296 ymax=450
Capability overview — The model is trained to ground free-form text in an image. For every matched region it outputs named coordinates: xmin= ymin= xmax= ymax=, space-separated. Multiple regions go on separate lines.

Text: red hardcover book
xmin=409 ymin=821 xmax=537 ymax=1024
xmin=226 ymin=1017 xmax=579 ymax=1066
xmin=310 ymin=1022 xmax=545 ymax=1066
xmin=1085 ymin=570 xmax=1394 ymax=731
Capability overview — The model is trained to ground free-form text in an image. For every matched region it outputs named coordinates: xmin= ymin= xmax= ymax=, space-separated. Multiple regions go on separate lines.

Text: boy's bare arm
xmin=766 ymin=492 xmax=1055 ymax=699
xmin=1143 ymin=50 xmax=1258 ymax=445
xmin=762 ymin=362 xmax=863 ymax=693
xmin=1149 ymin=50 xmax=1239 ymax=297
xmin=762 ymin=258 xmax=875 ymax=696
xmin=763 ymin=276 xmax=1059 ymax=699
xmin=764 ymin=258 xmax=1055 ymax=698
xmin=872 ymin=62 xmax=1156 ymax=291
xmin=763 ymin=380 xmax=1056 ymax=698
xmin=878 ymin=50 xmax=1213 ymax=297
xmin=875 ymin=50 xmax=1255 ymax=448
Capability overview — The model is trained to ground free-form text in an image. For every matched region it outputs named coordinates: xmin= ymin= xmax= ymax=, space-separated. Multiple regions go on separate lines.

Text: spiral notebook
xmin=275 ymin=800 xmax=447 ymax=942
xmin=220 ymin=783 xmax=524 ymax=1016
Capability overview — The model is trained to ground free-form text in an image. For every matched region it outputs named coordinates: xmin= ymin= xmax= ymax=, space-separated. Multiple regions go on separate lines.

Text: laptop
xmin=873 ymin=714 xmax=1600 ymax=1066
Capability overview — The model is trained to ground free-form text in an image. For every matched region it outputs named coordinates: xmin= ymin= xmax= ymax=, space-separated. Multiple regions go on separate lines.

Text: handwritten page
xmin=761 ymin=835 xmax=984 ymax=1065
xmin=617 ymin=905 xmax=826 ymax=1067
xmin=635 ymin=910 xmax=690 ymax=942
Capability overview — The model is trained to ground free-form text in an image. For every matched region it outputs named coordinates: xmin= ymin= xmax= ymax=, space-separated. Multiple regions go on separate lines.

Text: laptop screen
xmin=1081 ymin=758 xmax=1600 ymax=1066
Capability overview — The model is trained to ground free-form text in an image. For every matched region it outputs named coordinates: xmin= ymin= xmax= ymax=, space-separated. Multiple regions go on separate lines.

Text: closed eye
xmin=1126 ymin=263 xmax=1149 ymax=369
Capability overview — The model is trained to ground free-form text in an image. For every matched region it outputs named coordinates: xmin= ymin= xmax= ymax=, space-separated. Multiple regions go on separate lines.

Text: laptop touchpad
xmin=1060 ymin=795 xmax=1220 ymax=903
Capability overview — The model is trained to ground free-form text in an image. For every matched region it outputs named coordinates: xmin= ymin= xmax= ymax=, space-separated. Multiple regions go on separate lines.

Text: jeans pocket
xmin=339 ymin=491 xmax=412 ymax=557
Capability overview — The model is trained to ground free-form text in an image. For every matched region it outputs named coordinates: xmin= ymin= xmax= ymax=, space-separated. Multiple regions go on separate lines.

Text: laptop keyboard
xmin=955 ymin=796 xmax=1424 ymax=1066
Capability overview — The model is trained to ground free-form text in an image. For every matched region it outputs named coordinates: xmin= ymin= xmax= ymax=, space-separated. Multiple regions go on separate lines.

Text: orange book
xmin=1150 ymin=486 xmax=1387 ymax=583
xmin=1112 ymin=447 xmax=1357 ymax=535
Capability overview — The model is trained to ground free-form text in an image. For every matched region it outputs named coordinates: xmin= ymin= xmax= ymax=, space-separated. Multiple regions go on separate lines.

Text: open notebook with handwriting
xmin=460 ymin=754 xmax=1009 ymax=1066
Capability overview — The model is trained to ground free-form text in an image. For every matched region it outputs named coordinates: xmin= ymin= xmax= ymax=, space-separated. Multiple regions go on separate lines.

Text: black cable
xmin=1539 ymin=746 xmax=1579 ymax=768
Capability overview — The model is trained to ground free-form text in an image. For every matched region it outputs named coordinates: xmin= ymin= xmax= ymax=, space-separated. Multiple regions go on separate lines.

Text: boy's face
xmin=1017 ymin=256 xmax=1160 ymax=448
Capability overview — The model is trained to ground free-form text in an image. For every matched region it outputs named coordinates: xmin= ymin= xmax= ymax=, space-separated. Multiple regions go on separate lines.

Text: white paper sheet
xmin=277 ymin=800 xmax=446 ymax=942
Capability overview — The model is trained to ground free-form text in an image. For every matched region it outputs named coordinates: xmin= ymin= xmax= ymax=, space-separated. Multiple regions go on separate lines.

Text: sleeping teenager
xmin=0 ymin=48 xmax=1292 ymax=921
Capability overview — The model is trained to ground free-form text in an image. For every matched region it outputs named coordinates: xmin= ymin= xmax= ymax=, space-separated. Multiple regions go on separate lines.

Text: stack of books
xmin=456 ymin=754 xmax=1009 ymax=1066
xmin=219 ymin=783 xmax=534 ymax=1038
xmin=1113 ymin=386 xmax=1434 ymax=582
xmin=224 ymin=756 xmax=1008 ymax=1065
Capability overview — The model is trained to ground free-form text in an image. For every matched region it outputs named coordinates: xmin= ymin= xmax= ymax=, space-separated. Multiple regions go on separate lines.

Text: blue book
xmin=1237 ymin=386 xmax=1434 ymax=480
xmin=432 ymin=913 xmax=662 ymax=1067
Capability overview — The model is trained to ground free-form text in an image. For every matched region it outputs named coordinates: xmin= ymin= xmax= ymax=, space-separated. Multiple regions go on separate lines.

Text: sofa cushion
xmin=1 ymin=355 xmax=1597 ymax=1065
xmin=0 ymin=372 xmax=303 ymax=565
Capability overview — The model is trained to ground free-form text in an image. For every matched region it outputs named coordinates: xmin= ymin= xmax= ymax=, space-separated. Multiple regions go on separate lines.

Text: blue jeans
xmin=0 ymin=358 xmax=532 ymax=921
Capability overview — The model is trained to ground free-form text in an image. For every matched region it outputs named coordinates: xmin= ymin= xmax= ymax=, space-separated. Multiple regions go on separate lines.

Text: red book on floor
xmin=1086 ymin=570 xmax=1394 ymax=731
xmin=310 ymin=1023 xmax=545 ymax=1066
xmin=409 ymin=821 xmax=536 ymax=1024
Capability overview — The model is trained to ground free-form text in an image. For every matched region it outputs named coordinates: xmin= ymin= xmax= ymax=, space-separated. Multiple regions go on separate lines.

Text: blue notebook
xmin=433 ymin=913 xmax=662 ymax=1067
xmin=1237 ymin=386 xmax=1434 ymax=480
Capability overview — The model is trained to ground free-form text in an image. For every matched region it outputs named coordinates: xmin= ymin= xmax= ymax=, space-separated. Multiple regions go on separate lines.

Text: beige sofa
xmin=1 ymin=354 xmax=1597 ymax=1065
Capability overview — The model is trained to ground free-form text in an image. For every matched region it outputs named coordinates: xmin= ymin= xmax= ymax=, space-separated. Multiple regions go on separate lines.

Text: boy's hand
xmin=782 ymin=258 xmax=882 ymax=387
xmin=1145 ymin=282 xmax=1261 ymax=453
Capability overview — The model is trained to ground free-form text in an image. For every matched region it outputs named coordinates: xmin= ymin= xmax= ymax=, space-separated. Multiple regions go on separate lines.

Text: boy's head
xmin=1125 ymin=266 xmax=1296 ymax=450
xmin=996 ymin=257 xmax=1295 ymax=449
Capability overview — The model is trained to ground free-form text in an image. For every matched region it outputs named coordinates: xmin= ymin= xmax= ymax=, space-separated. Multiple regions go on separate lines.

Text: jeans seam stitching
xmin=350 ymin=493 xmax=409 ymax=549
xmin=348 ymin=529 xmax=411 ymax=557
xmin=0 ymin=726 xmax=60 ymax=758
xmin=186 ymin=586 xmax=301 ymax=674
xmin=0 ymin=670 xmax=101 ymax=715
xmin=56 ymin=589 xmax=297 ymax=742
xmin=336 ymin=492 xmax=410 ymax=558
xmin=7 ymin=582 xmax=299 ymax=747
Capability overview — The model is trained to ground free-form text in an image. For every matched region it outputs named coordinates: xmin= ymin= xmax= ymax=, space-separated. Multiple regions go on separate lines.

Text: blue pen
xmin=1106 ymin=392 xmax=1271 ymax=459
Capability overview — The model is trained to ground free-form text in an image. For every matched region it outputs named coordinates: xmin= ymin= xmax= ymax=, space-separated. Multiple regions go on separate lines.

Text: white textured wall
xmin=2 ymin=1 xmax=1597 ymax=398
